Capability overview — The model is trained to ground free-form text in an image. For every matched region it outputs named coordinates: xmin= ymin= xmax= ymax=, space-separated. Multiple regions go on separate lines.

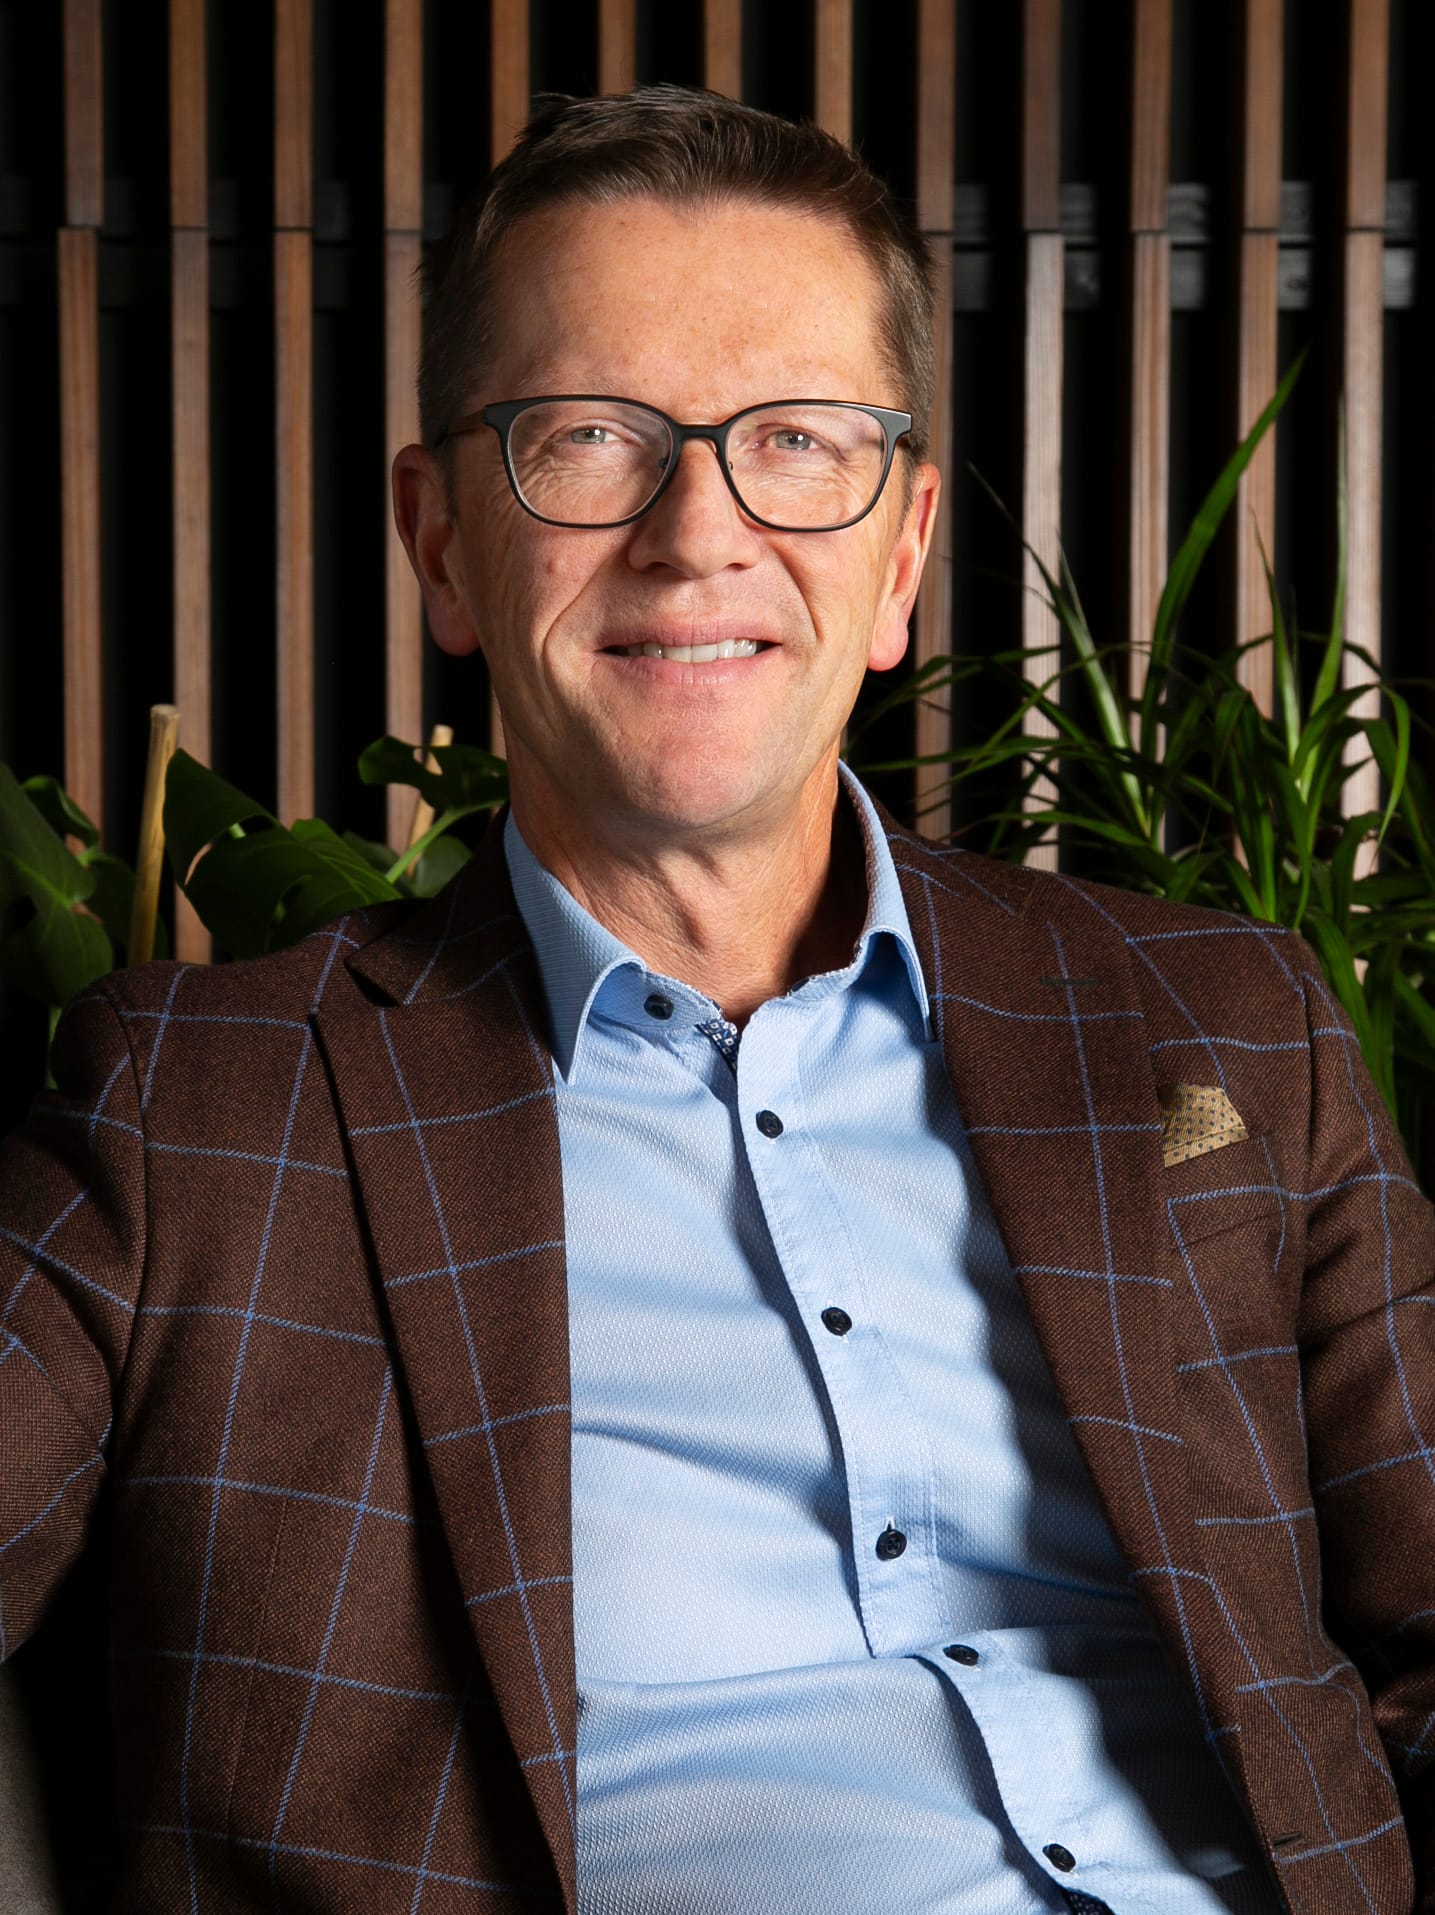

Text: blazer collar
xmin=315 ymin=814 xmax=577 ymax=1908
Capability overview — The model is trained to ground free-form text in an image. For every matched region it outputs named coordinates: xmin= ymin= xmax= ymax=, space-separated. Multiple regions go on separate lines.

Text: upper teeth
xmin=621 ymin=639 xmax=761 ymax=662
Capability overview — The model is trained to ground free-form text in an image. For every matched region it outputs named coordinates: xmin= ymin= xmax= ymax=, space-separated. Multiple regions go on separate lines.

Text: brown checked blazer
xmin=2 ymin=806 xmax=1433 ymax=1913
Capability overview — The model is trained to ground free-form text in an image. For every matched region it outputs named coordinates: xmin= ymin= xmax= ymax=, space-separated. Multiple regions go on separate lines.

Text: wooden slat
xmin=1233 ymin=231 xmax=1279 ymax=703
xmin=63 ymin=0 xmax=103 ymax=228
xmin=385 ymin=0 xmax=424 ymax=845
xmin=1343 ymin=229 xmax=1384 ymax=825
xmin=172 ymin=232 xmax=211 ymax=957
xmin=1021 ymin=0 xmax=1061 ymax=233
xmin=275 ymin=230 xmax=315 ymax=823
xmin=1341 ymin=0 xmax=1389 ymax=832
xmin=489 ymin=0 xmax=529 ymax=756
xmin=384 ymin=0 xmax=423 ymax=232
xmin=1240 ymin=0 xmax=1282 ymax=231
xmin=814 ymin=0 xmax=853 ymax=144
xmin=599 ymin=0 xmax=637 ymax=94
xmin=1019 ymin=0 xmax=1063 ymax=868
xmin=704 ymin=0 xmax=742 ymax=101
xmin=1021 ymin=232 xmax=1064 ymax=872
xmin=1127 ymin=235 xmax=1170 ymax=691
xmin=911 ymin=0 xmax=956 ymax=840
xmin=171 ymin=0 xmax=211 ymax=958
xmin=1346 ymin=0 xmax=1389 ymax=230
xmin=1232 ymin=0 xmax=1282 ymax=708
xmin=1129 ymin=0 xmax=1172 ymax=234
xmin=58 ymin=227 xmax=103 ymax=830
xmin=385 ymin=233 xmax=425 ymax=847
xmin=169 ymin=0 xmax=207 ymax=228
xmin=275 ymin=0 xmax=313 ymax=229
xmin=915 ymin=0 xmax=956 ymax=235
xmin=1125 ymin=0 xmax=1172 ymax=692
xmin=491 ymin=0 xmax=530 ymax=163
xmin=275 ymin=0 xmax=314 ymax=822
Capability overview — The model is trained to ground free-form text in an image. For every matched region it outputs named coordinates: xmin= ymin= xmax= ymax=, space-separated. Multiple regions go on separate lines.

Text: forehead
xmin=477 ymin=195 xmax=891 ymax=412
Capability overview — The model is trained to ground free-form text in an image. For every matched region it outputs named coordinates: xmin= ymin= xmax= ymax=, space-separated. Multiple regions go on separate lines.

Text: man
xmin=2 ymin=85 xmax=1433 ymax=1914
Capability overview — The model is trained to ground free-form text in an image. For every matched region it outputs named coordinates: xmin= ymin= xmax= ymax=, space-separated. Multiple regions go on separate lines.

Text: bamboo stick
xmin=130 ymin=705 xmax=181 ymax=966
xmin=405 ymin=723 xmax=455 ymax=870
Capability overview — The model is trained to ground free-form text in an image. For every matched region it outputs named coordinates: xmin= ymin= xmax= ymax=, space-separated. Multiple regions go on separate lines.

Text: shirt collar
xmin=504 ymin=762 xmax=932 ymax=1084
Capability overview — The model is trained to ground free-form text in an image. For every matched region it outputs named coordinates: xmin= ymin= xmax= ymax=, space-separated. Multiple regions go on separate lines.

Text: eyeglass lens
xmin=504 ymin=400 xmax=890 ymax=529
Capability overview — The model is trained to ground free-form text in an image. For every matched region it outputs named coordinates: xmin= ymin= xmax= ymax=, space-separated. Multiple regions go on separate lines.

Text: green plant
xmin=0 ymin=767 xmax=151 ymax=1037
xmin=850 ymin=364 xmax=1435 ymax=1168
xmin=162 ymin=737 xmax=506 ymax=957
xmin=0 ymin=736 xmax=507 ymax=1019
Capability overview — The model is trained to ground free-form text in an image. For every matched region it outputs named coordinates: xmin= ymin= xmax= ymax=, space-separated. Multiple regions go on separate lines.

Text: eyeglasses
xmin=434 ymin=396 xmax=913 ymax=533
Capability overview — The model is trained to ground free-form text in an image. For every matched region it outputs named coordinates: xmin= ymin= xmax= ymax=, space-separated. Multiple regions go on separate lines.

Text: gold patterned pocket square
xmin=1158 ymin=1083 xmax=1249 ymax=1167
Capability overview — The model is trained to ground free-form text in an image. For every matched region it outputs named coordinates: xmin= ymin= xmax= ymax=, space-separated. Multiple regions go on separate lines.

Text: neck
xmin=511 ymin=769 xmax=869 ymax=1027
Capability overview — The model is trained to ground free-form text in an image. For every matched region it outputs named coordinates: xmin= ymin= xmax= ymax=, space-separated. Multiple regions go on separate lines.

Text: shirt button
xmin=755 ymin=1110 xmax=784 ymax=1138
xmin=1043 ymin=1844 xmax=1076 ymax=1873
xmin=643 ymin=993 xmax=673 ymax=1020
xmin=943 ymin=1643 xmax=979 ymax=1666
xmin=875 ymin=1525 xmax=907 ymax=1560
xmin=820 ymin=1306 xmax=852 ymax=1336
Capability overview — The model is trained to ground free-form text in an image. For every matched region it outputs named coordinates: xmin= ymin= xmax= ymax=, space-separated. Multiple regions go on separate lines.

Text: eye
xmin=771 ymin=429 xmax=816 ymax=452
xmin=568 ymin=424 xmax=615 ymax=445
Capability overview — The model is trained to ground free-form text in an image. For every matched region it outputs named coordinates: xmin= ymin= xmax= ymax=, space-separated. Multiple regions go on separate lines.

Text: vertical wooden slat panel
xmin=491 ymin=0 xmax=530 ymax=163
xmin=704 ymin=0 xmax=743 ymax=101
xmin=1341 ymin=0 xmax=1388 ymax=830
xmin=1232 ymin=0 xmax=1282 ymax=708
xmin=170 ymin=0 xmax=207 ymax=228
xmin=60 ymin=0 xmax=104 ymax=829
xmin=1020 ymin=0 xmax=1063 ymax=871
xmin=171 ymin=0 xmax=211 ymax=959
xmin=385 ymin=0 xmax=424 ymax=847
xmin=1125 ymin=0 xmax=1172 ymax=694
xmin=384 ymin=0 xmax=423 ymax=231
xmin=1021 ymin=0 xmax=1061 ymax=233
xmin=171 ymin=234 xmax=211 ymax=956
xmin=59 ymin=229 xmax=103 ymax=829
xmin=490 ymin=0 xmax=530 ymax=757
xmin=599 ymin=0 xmax=637 ymax=94
xmin=912 ymin=0 xmax=956 ymax=839
xmin=63 ymin=0 xmax=103 ymax=229
xmin=275 ymin=0 xmax=314 ymax=823
xmin=814 ymin=0 xmax=853 ymax=144
xmin=276 ymin=233 xmax=314 ymax=823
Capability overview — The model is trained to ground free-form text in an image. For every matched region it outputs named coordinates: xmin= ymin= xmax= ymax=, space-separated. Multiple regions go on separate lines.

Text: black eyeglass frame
xmin=433 ymin=395 xmax=914 ymax=533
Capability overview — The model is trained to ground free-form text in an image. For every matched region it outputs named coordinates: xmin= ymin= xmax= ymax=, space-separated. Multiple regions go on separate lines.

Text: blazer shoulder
xmin=90 ymin=897 xmax=420 ymax=1025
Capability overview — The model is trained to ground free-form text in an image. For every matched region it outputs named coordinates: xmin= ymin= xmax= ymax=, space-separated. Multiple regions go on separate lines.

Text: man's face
xmin=398 ymin=195 xmax=938 ymax=854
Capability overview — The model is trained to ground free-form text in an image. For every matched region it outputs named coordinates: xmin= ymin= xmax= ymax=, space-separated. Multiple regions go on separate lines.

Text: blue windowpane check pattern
xmin=505 ymin=769 xmax=1276 ymax=1915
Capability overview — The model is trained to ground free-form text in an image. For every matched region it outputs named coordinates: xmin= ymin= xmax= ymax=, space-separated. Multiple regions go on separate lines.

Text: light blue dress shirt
xmin=504 ymin=770 xmax=1273 ymax=1915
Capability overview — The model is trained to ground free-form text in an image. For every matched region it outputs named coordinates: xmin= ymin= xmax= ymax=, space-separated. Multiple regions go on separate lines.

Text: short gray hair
xmin=419 ymin=85 xmax=935 ymax=463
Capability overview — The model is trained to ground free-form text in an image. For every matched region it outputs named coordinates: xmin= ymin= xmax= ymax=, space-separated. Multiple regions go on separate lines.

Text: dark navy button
xmin=875 ymin=1525 xmax=907 ymax=1560
xmin=943 ymin=1643 xmax=979 ymax=1666
xmin=643 ymin=993 xmax=674 ymax=1020
xmin=755 ymin=1109 xmax=784 ymax=1138
xmin=820 ymin=1306 xmax=852 ymax=1336
xmin=1043 ymin=1844 xmax=1076 ymax=1873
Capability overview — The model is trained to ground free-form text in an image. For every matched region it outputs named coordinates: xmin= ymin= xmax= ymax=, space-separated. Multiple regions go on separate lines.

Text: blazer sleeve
xmin=0 ymin=986 xmax=145 ymax=1660
xmin=1292 ymin=961 xmax=1435 ymax=1900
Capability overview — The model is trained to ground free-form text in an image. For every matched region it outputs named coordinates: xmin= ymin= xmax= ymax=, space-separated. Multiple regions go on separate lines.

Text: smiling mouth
xmin=608 ymin=639 xmax=768 ymax=662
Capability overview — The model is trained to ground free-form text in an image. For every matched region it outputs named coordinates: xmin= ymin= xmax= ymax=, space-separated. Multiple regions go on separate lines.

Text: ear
xmin=867 ymin=461 xmax=941 ymax=673
xmin=391 ymin=444 xmax=485 ymax=658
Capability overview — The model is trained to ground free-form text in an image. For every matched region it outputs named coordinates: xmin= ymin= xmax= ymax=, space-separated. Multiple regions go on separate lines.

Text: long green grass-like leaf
xmin=1311 ymin=419 xmax=1348 ymax=717
xmin=1142 ymin=351 xmax=1306 ymax=762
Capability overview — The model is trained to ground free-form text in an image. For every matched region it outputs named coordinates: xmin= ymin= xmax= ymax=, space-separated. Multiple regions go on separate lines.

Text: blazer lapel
xmin=891 ymin=830 xmax=1205 ymax=1653
xmin=313 ymin=819 xmax=576 ymax=1902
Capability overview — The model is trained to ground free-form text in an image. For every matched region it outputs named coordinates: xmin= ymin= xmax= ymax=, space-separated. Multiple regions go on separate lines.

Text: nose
xmin=625 ymin=435 xmax=762 ymax=578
